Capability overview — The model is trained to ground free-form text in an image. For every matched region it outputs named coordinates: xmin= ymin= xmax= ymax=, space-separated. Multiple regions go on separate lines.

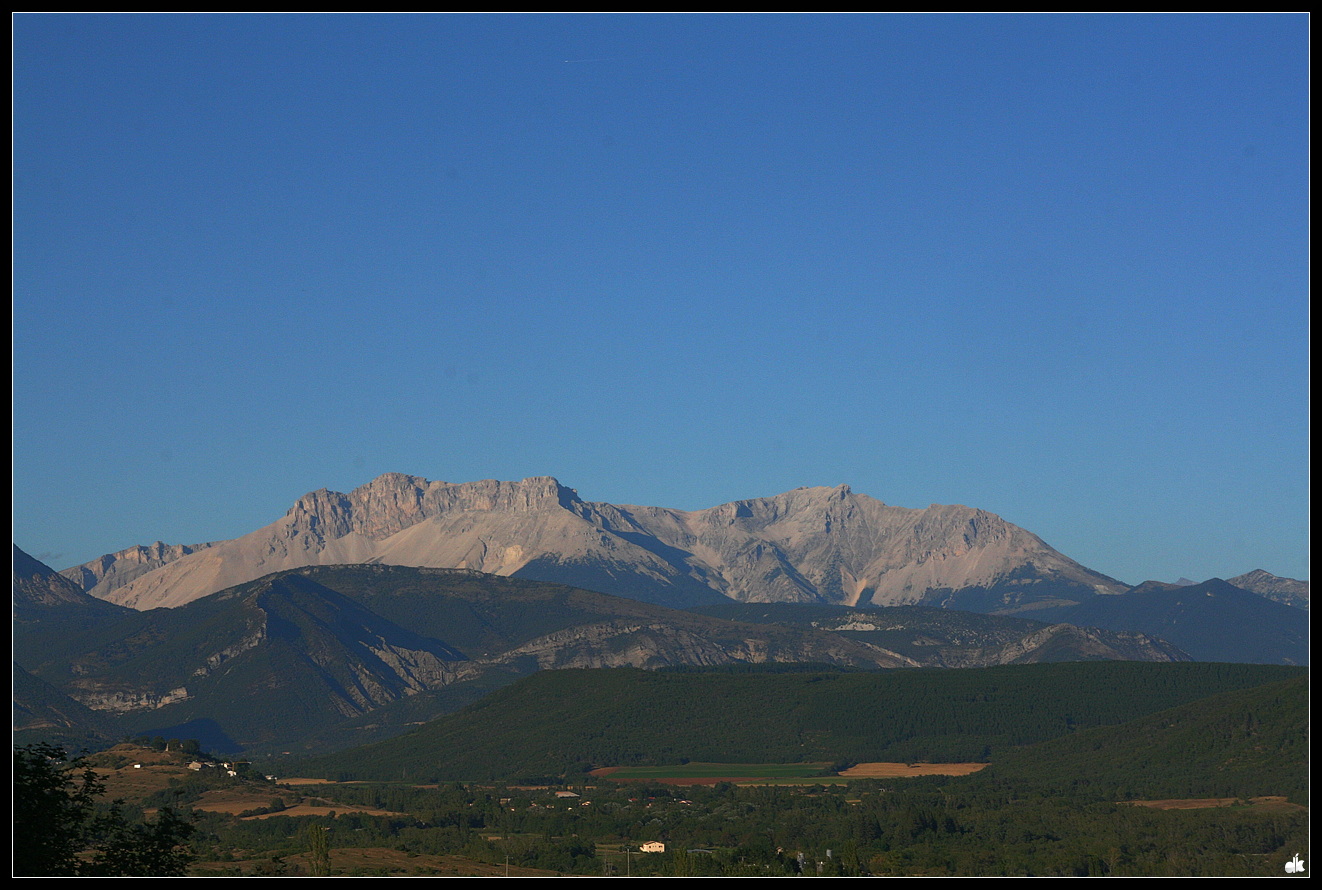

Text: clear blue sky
xmin=13 ymin=14 xmax=1309 ymax=586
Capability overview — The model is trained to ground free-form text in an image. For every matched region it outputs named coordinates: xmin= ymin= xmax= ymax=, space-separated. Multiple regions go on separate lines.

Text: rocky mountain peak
xmin=707 ymin=484 xmax=864 ymax=528
xmin=285 ymin=473 xmax=583 ymax=543
xmin=1227 ymin=569 xmax=1309 ymax=611
xmin=1232 ymin=569 xmax=1300 ymax=589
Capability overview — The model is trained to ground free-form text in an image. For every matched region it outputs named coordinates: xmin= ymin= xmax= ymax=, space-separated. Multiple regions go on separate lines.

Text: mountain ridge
xmin=62 ymin=473 xmax=1129 ymax=613
xmin=1041 ymin=577 xmax=1308 ymax=665
xmin=1227 ymin=569 xmax=1309 ymax=610
xmin=14 ymin=552 xmax=1188 ymax=754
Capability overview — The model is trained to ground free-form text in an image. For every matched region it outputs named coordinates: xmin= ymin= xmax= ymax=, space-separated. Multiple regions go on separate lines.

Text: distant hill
xmin=284 ymin=565 xmax=912 ymax=669
xmin=1228 ymin=569 xmax=1308 ymax=611
xmin=61 ymin=473 xmax=1126 ymax=612
xmin=18 ymin=570 xmax=471 ymax=752
xmin=978 ymin=674 xmax=1309 ymax=804
xmin=291 ymin=661 xmax=1301 ymax=783
xmin=13 ymin=545 xmax=139 ymax=678
xmin=16 ymin=549 xmax=1289 ymax=764
xmin=13 ymin=544 xmax=132 ymax=621
xmin=15 ymin=559 xmax=922 ymax=753
xmin=1039 ymin=578 xmax=1307 ymax=665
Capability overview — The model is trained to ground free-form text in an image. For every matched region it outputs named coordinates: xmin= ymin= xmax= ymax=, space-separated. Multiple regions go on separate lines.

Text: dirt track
xmin=1126 ymin=796 xmax=1304 ymax=812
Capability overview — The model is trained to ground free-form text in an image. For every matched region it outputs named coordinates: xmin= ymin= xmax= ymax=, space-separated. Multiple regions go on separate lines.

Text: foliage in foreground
xmin=13 ymin=743 xmax=195 ymax=876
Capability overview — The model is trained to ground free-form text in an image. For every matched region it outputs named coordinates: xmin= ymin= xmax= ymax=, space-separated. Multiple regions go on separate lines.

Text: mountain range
xmin=63 ymin=473 xmax=1129 ymax=613
xmin=14 ymin=473 xmax=1307 ymax=754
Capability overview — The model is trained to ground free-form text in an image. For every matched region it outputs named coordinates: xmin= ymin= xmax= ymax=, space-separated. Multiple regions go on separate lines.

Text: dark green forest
xmin=292 ymin=661 xmax=1302 ymax=783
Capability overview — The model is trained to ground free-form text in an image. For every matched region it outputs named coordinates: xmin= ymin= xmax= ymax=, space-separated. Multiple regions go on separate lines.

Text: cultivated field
xmin=589 ymin=761 xmax=988 ymax=785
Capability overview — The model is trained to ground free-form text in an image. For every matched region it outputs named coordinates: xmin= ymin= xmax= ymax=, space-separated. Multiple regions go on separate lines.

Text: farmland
xmin=17 ymin=667 xmax=1307 ymax=876
xmin=591 ymin=761 xmax=989 ymax=785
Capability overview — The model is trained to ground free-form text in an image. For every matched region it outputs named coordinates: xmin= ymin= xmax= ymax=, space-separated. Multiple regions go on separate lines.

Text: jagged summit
xmin=284 ymin=474 xmax=583 ymax=544
xmin=59 ymin=540 xmax=218 ymax=595
xmin=62 ymin=472 xmax=1126 ymax=613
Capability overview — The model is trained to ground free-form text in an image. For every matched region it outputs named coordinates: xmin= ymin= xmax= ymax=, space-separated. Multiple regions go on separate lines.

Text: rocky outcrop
xmin=12 ymin=663 xmax=124 ymax=742
xmin=473 ymin=618 xmax=916 ymax=673
xmin=65 ymin=683 xmax=192 ymax=714
xmin=363 ymin=641 xmax=463 ymax=695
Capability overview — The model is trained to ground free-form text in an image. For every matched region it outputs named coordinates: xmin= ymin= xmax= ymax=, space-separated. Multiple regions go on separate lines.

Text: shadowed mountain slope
xmin=1043 ymin=578 xmax=1307 ymax=665
xmin=688 ymin=602 xmax=1190 ymax=666
xmin=16 ymin=558 xmax=1192 ymax=756
xmin=12 ymin=662 xmax=124 ymax=750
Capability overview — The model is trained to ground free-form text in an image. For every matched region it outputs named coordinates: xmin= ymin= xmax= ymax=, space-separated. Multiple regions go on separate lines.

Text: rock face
xmin=1228 ymin=569 xmax=1309 ymax=611
xmin=475 ymin=617 xmax=916 ymax=674
xmin=608 ymin=484 xmax=1125 ymax=609
xmin=67 ymin=473 xmax=1127 ymax=612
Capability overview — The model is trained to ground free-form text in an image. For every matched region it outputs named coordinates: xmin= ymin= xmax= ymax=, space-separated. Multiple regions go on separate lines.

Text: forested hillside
xmin=292 ymin=661 xmax=1301 ymax=783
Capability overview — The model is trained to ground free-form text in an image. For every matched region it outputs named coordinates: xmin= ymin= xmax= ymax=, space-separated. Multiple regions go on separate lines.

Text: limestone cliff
xmin=59 ymin=540 xmax=216 ymax=600
xmin=67 ymin=474 xmax=1126 ymax=612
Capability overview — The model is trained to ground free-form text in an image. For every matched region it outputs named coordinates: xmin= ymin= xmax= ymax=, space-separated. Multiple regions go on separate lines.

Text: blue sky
xmin=13 ymin=14 xmax=1309 ymax=586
